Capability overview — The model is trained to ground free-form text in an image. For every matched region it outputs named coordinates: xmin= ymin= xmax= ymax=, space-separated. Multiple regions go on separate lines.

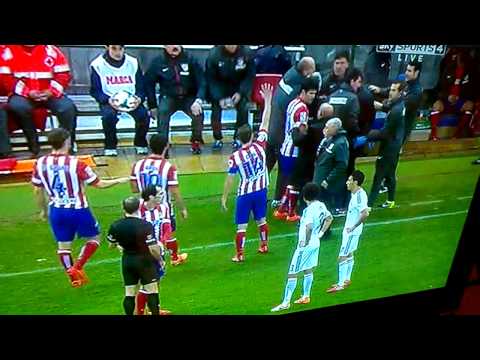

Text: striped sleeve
xmin=227 ymin=155 xmax=238 ymax=175
xmin=31 ymin=159 xmax=43 ymax=187
xmin=77 ymin=161 xmax=99 ymax=185
xmin=255 ymin=129 xmax=268 ymax=148
xmin=167 ymin=165 xmax=179 ymax=186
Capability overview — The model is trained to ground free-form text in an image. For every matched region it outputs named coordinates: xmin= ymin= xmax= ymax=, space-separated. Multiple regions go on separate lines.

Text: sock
xmin=278 ymin=188 xmax=289 ymax=213
xmin=455 ymin=111 xmax=473 ymax=137
xmin=166 ymin=238 xmax=178 ymax=261
xmin=258 ymin=223 xmax=268 ymax=247
xmin=57 ymin=250 xmax=73 ymax=270
xmin=303 ymin=273 xmax=314 ymax=298
xmin=338 ymin=259 xmax=349 ymax=286
xmin=235 ymin=231 xmax=246 ymax=256
xmin=75 ymin=240 xmax=100 ymax=270
xmin=282 ymin=277 xmax=298 ymax=304
xmin=346 ymin=257 xmax=355 ymax=282
xmin=429 ymin=111 xmax=441 ymax=138
xmin=123 ymin=296 xmax=136 ymax=315
xmin=287 ymin=186 xmax=299 ymax=216
xmin=136 ymin=290 xmax=148 ymax=315
xmin=146 ymin=293 xmax=160 ymax=315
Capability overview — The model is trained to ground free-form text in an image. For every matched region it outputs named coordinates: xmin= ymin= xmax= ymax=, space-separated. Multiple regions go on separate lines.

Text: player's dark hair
xmin=48 ymin=128 xmax=70 ymax=150
xmin=408 ymin=59 xmax=422 ymax=73
xmin=335 ymin=50 xmax=350 ymax=63
xmin=301 ymin=77 xmax=318 ymax=92
xmin=149 ymin=134 xmax=169 ymax=155
xmin=346 ymin=67 xmax=363 ymax=83
xmin=238 ymin=124 xmax=253 ymax=144
xmin=351 ymin=170 xmax=365 ymax=186
xmin=122 ymin=196 xmax=140 ymax=215
xmin=141 ymin=184 xmax=158 ymax=201
xmin=391 ymin=80 xmax=406 ymax=92
xmin=302 ymin=182 xmax=321 ymax=202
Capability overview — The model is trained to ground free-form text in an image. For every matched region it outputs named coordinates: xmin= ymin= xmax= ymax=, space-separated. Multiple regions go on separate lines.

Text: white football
xmin=111 ymin=90 xmax=137 ymax=112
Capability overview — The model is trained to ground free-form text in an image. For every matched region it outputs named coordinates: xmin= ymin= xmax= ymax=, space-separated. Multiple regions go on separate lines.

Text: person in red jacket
xmin=0 ymin=45 xmax=77 ymax=156
xmin=430 ymin=47 xmax=476 ymax=141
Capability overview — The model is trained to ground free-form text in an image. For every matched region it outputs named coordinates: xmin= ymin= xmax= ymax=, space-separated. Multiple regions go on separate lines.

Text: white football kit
xmin=288 ymin=201 xmax=331 ymax=275
xmin=339 ymin=188 xmax=369 ymax=257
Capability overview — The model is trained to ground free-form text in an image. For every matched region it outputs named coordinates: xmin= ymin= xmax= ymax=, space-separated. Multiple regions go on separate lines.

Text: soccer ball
xmin=111 ymin=90 xmax=138 ymax=112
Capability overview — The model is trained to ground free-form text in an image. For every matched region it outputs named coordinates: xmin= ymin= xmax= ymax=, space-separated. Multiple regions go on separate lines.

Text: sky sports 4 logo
xmin=376 ymin=45 xmax=446 ymax=56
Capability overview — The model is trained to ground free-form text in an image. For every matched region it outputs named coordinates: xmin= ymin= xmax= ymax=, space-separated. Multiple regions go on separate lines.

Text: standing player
xmin=107 ymin=196 xmax=163 ymax=315
xmin=221 ymin=83 xmax=273 ymax=262
xmin=271 ymin=183 xmax=333 ymax=312
xmin=274 ymin=78 xmax=317 ymax=222
xmin=32 ymin=128 xmax=129 ymax=287
xmin=327 ymin=170 xmax=369 ymax=293
xmin=130 ymin=134 xmax=188 ymax=266
xmin=135 ymin=184 xmax=172 ymax=315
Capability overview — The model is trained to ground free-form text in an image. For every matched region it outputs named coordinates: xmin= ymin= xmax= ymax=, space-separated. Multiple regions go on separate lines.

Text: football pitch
xmin=0 ymin=155 xmax=478 ymax=315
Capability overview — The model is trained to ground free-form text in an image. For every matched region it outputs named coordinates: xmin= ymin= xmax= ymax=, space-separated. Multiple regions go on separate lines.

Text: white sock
xmin=346 ymin=257 xmax=355 ymax=281
xmin=338 ymin=260 xmax=349 ymax=286
xmin=282 ymin=277 xmax=297 ymax=304
xmin=303 ymin=273 xmax=314 ymax=297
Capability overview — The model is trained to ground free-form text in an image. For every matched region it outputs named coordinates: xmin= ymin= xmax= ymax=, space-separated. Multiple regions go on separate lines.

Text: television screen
xmin=0 ymin=44 xmax=479 ymax=316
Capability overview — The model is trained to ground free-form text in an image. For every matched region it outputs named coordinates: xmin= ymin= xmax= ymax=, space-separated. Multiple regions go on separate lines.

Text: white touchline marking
xmin=0 ymin=209 xmax=468 ymax=279
xmin=410 ymin=200 xmax=444 ymax=206
xmin=456 ymin=196 xmax=473 ymax=200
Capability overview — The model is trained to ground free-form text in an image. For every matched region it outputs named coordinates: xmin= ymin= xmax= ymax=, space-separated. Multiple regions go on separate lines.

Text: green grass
xmin=0 ymin=155 xmax=478 ymax=315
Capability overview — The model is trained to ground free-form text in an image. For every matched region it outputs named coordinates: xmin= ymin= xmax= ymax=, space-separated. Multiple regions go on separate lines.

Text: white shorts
xmin=339 ymin=231 xmax=361 ymax=257
xmin=288 ymin=246 xmax=319 ymax=275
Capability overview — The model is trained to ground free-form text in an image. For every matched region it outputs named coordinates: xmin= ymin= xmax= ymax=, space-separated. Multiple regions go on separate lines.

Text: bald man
xmin=268 ymin=56 xmax=316 ymax=207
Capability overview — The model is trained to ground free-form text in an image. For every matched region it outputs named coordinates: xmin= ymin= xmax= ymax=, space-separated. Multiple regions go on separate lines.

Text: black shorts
xmin=122 ymin=254 xmax=158 ymax=286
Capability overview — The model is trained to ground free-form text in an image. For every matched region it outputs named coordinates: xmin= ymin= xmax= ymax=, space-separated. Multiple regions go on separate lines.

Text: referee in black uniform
xmin=107 ymin=196 xmax=163 ymax=315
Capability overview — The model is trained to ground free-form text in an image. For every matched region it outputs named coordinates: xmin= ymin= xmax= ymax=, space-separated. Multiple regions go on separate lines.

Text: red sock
xmin=235 ymin=231 xmax=246 ymax=256
xmin=455 ymin=111 xmax=473 ymax=137
xmin=74 ymin=240 xmax=100 ymax=270
xmin=57 ymin=250 xmax=73 ymax=270
xmin=166 ymin=239 xmax=178 ymax=261
xmin=430 ymin=111 xmax=441 ymax=138
xmin=136 ymin=291 xmax=148 ymax=315
xmin=258 ymin=223 xmax=268 ymax=247
xmin=287 ymin=186 xmax=299 ymax=216
xmin=278 ymin=188 xmax=289 ymax=213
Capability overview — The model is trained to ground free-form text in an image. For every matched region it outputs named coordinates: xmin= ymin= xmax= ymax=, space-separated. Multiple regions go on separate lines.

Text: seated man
xmin=206 ymin=45 xmax=255 ymax=150
xmin=430 ymin=47 xmax=476 ymax=140
xmin=90 ymin=45 xmax=150 ymax=156
xmin=145 ymin=45 xmax=206 ymax=155
xmin=1 ymin=45 xmax=77 ymax=156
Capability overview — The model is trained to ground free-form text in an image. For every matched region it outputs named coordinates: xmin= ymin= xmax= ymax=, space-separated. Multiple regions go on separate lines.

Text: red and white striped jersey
xmin=139 ymin=200 xmax=171 ymax=242
xmin=228 ymin=129 xmax=269 ymax=196
xmin=0 ymin=45 xmax=71 ymax=98
xmin=280 ymin=97 xmax=309 ymax=158
xmin=130 ymin=155 xmax=178 ymax=199
xmin=31 ymin=154 xmax=99 ymax=209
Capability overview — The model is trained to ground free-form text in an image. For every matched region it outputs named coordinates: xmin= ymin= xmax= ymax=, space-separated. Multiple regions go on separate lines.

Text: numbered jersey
xmin=228 ymin=129 xmax=268 ymax=196
xmin=130 ymin=155 xmax=178 ymax=201
xmin=31 ymin=154 xmax=99 ymax=209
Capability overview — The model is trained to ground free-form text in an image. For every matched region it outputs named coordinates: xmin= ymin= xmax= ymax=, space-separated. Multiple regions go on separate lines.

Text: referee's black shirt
xmin=107 ymin=217 xmax=156 ymax=255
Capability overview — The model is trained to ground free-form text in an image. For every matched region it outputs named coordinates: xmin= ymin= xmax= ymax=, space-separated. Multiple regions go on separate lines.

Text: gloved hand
xmin=367 ymin=141 xmax=376 ymax=151
xmin=353 ymin=136 xmax=368 ymax=149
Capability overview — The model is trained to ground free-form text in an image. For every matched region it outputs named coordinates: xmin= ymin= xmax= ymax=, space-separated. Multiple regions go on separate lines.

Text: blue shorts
xmin=49 ymin=206 xmax=100 ymax=243
xmin=235 ymin=188 xmax=267 ymax=225
xmin=279 ymin=154 xmax=297 ymax=179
